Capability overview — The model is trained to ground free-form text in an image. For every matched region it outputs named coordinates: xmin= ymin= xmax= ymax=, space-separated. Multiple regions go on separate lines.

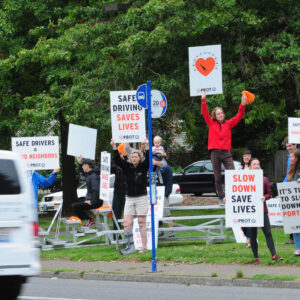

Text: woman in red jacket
xmin=201 ymin=92 xmax=246 ymax=204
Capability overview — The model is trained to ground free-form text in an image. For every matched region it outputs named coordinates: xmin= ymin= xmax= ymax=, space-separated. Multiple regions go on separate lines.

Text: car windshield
xmin=0 ymin=159 xmax=21 ymax=195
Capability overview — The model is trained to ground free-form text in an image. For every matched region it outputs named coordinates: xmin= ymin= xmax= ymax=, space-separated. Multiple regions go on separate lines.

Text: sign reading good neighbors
xmin=133 ymin=186 xmax=165 ymax=250
xmin=12 ymin=136 xmax=59 ymax=170
xmin=100 ymin=152 xmax=111 ymax=203
xmin=67 ymin=123 xmax=97 ymax=160
xmin=267 ymin=197 xmax=283 ymax=226
xmin=110 ymin=91 xmax=146 ymax=143
xmin=288 ymin=117 xmax=300 ymax=144
xmin=189 ymin=45 xmax=222 ymax=97
xmin=276 ymin=181 xmax=300 ymax=233
xmin=225 ymin=170 xmax=264 ymax=227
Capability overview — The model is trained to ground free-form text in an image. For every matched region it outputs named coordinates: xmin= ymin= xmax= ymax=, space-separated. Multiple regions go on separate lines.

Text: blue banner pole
xmin=147 ymin=81 xmax=157 ymax=272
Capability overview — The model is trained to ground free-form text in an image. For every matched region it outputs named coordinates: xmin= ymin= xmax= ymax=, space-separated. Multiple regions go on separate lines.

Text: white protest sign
xmin=189 ymin=45 xmax=222 ymax=96
xmin=288 ymin=117 xmax=300 ymax=144
xmin=267 ymin=197 xmax=283 ymax=226
xmin=133 ymin=186 xmax=165 ymax=250
xmin=67 ymin=124 xmax=97 ymax=160
xmin=110 ymin=90 xmax=146 ymax=143
xmin=277 ymin=181 xmax=300 ymax=233
xmin=11 ymin=136 xmax=59 ymax=170
xmin=100 ymin=152 xmax=111 ymax=203
xmin=232 ymin=227 xmax=247 ymax=243
xmin=225 ymin=170 xmax=264 ymax=227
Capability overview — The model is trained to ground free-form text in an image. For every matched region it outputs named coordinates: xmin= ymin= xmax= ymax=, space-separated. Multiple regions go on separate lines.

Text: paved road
xmin=19 ymin=277 xmax=300 ymax=300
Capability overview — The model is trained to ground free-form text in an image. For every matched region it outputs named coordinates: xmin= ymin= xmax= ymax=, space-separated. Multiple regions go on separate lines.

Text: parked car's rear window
xmin=0 ymin=159 xmax=21 ymax=194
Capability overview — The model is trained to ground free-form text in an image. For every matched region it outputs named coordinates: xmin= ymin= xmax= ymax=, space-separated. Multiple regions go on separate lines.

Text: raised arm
xmin=201 ymin=93 xmax=213 ymax=126
xmin=228 ymin=94 xmax=246 ymax=128
xmin=111 ymin=139 xmax=129 ymax=171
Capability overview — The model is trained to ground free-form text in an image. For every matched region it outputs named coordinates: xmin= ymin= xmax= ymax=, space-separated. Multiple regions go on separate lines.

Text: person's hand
xmin=53 ymin=167 xmax=60 ymax=174
xmin=144 ymin=138 xmax=149 ymax=150
xmin=297 ymin=178 xmax=300 ymax=184
xmin=153 ymin=159 xmax=163 ymax=167
xmin=110 ymin=139 xmax=117 ymax=150
xmin=223 ymin=197 xmax=226 ymax=204
xmin=201 ymin=92 xmax=206 ymax=100
xmin=241 ymin=93 xmax=246 ymax=106
xmin=77 ymin=156 xmax=83 ymax=164
xmin=84 ymin=200 xmax=91 ymax=205
xmin=261 ymin=196 xmax=266 ymax=202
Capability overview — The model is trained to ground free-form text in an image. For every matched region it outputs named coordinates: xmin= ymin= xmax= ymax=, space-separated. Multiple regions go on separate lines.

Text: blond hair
xmin=128 ymin=150 xmax=144 ymax=164
xmin=153 ymin=136 xmax=162 ymax=144
xmin=211 ymin=107 xmax=225 ymax=121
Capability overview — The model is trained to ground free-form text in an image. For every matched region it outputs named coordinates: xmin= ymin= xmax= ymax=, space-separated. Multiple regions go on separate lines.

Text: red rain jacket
xmin=201 ymin=98 xmax=245 ymax=152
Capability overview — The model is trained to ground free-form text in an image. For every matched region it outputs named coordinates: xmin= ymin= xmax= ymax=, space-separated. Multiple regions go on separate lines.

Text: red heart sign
xmin=195 ymin=57 xmax=216 ymax=76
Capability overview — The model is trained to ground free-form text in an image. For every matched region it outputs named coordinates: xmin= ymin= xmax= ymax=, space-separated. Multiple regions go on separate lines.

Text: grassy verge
xmin=250 ymin=274 xmax=300 ymax=281
xmin=39 ymin=209 xmax=300 ymax=266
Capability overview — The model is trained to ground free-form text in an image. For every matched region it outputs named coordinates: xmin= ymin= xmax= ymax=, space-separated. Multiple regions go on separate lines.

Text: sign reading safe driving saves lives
xmin=110 ymin=90 xmax=146 ymax=143
xmin=225 ymin=170 xmax=263 ymax=227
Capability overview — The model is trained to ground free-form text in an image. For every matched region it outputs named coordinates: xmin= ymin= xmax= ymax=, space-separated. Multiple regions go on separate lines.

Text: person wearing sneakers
xmin=111 ymin=138 xmax=149 ymax=255
xmin=201 ymin=92 xmax=246 ymax=205
xmin=248 ymin=158 xmax=283 ymax=265
xmin=72 ymin=157 xmax=102 ymax=228
xmin=286 ymin=150 xmax=300 ymax=257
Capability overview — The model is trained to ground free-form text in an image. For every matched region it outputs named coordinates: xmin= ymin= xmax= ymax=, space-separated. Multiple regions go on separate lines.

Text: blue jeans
xmin=293 ymin=233 xmax=300 ymax=250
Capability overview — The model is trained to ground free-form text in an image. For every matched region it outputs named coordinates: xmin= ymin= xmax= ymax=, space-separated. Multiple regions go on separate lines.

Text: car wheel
xmin=1 ymin=277 xmax=23 ymax=300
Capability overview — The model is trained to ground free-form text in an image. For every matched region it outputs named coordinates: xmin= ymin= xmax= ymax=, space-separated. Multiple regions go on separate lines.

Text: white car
xmin=39 ymin=174 xmax=183 ymax=212
xmin=0 ymin=150 xmax=40 ymax=299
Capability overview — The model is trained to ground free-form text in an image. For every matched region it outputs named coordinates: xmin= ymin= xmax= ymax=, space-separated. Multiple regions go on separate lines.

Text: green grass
xmin=250 ymin=274 xmax=300 ymax=281
xmin=39 ymin=210 xmax=300 ymax=266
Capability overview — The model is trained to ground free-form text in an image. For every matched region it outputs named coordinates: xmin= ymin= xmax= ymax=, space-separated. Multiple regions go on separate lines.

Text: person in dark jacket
xmin=111 ymin=164 xmax=127 ymax=231
xmin=111 ymin=139 xmax=149 ymax=255
xmin=201 ymin=92 xmax=246 ymax=205
xmin=72 ymin=158 xmax=102 ymax=228
xmin=248 ymin=158 xmax=283 ymax=265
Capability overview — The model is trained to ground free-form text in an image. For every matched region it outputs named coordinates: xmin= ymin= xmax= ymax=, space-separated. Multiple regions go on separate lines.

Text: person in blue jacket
xmin=31 ymin=168 xmax=60 ymax=208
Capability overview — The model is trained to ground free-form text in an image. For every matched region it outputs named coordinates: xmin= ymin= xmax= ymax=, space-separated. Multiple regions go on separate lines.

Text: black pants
xmin=72 ymin=199 xmax=103 ymax=220
xmin=210 ymin=149 xmax=235 ymax=199
xmin=250 ymin=212 xmax=276 ymax=258
xmin=112 ymin=194 xmax=126 ymax=230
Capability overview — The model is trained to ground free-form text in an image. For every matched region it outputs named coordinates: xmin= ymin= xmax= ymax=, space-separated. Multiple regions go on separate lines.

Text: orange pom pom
xmin=117 ymin=143 xmax=128 ymax=156
xmin=67 ymin=216 xmax=82 ymax=224
xmin=242 ymin=90 xmax=255 ymax=105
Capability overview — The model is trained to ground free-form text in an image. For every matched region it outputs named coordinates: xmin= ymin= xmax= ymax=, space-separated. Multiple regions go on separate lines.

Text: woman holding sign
xmin=249 ymin=158 xmax=283 ymax=265
xmin=201 ymin=92 xmax=246 ymax=205
xmin=111 ymin=139 xmax=149 ymax=255
xmin=287 ymin=150 xmax=300 ymax=257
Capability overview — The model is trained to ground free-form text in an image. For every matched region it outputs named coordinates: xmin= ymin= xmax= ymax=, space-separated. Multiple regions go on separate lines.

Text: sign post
xmin=136 ymin=81 xmax=167 ymax=273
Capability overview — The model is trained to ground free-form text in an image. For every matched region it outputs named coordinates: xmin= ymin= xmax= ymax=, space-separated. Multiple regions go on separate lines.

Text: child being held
xmin=152 ymin=136 xmax=167 ymax=168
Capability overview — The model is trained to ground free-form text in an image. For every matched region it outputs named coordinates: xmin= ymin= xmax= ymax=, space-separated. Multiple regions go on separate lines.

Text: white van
xmin=0 ymin=150 xmax=40 ymax=299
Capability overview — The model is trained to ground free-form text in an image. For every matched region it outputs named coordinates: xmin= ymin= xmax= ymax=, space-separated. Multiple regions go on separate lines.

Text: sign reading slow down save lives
xmin=225 ymin=170 xmax=264 ymax=227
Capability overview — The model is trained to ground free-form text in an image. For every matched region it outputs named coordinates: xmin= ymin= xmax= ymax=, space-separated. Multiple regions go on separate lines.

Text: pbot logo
xmin=233 ymin=219 xmax=238 ymax=224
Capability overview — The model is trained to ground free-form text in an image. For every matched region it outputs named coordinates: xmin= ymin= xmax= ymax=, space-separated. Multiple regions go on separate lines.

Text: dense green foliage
xmin=0 ymin=0 xmax=299 ymax=208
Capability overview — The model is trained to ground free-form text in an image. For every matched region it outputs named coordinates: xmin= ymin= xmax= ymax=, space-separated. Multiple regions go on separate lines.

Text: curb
xmin=39 ymin=271 xmax=300 ymax=289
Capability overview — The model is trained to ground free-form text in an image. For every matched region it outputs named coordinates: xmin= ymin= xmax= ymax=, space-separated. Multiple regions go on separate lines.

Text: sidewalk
xmin=41 ymin=259 xmax=300 ymax=289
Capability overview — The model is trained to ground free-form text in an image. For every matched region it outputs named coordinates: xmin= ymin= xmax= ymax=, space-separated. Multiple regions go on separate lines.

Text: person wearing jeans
xmin=201 ymin=92 xmax=246 ymax=204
